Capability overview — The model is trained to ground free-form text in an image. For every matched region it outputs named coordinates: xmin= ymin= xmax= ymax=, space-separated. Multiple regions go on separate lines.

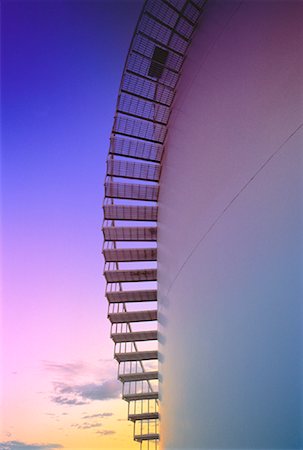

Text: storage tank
xmin=103 ymin=0 xmax=303 ymax=448
xmin=158 ymin=1 xmax=303 ymax=448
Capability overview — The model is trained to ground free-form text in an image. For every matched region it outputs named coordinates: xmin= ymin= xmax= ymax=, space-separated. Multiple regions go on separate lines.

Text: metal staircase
xmin=102 ymin=0 xmax=206 ymax=448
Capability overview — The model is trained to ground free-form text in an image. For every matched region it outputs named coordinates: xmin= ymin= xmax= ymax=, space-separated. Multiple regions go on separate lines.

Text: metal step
xmin=117 ymin=92 xmax=170 ymax=126
xmin=103 ymin=226 xmax=157 ymax=241
xmin=103 ymin=247 xmax=157 ymax=262
xmin=105 ymin=181 xmax=159 ymax=201
xmin=115 ymin=350 xmax=158 ymax=362
xmin=111 ymin=330 xmax=157 ymax=343
xmin=106 ymin=289 xmax=157 ymax=303
xmin=121 ymin=70 xmax=175 ymax=106
xmin=123 ymin=391 xmax=158 ymax=401
xmin=103 ymin=204 xmax=158 ymax=221
xmin=107 ymin=159 xmax=161 ymax=182
xmin=119 ymin=371 xmax=158 ymax=382
xmin=108 ymin=310 xmax=157 ymax=324
xmin=113 ymin=115 xmax=166 ymax=145
xmin=104 ymin=268 xmax=157 ymax=283
xmin=128 ymin=412 xmax=159 ymax=422
xmin=109 ymin=136 xmax=163 ymax=163
xmin=134 ymin=433 xmax=160 ymax=442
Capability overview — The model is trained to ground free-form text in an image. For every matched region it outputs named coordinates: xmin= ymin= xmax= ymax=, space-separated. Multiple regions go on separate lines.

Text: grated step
xmin=111 ymin=330 xmax=157 ymax=343
xmin=115 ymin=350 xmax=158 ymax=362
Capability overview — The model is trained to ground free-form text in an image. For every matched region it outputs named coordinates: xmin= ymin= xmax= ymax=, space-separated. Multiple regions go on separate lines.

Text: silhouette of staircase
xmin=102 ymin=0 xmax=206 ymax=448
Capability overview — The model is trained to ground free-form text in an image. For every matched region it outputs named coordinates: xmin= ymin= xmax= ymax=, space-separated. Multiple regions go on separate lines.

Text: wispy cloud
xmin=44 ymin=362 xmax=85 ymax=377
xmin=82 ymin=413 xmax=113 ymax=419
xmin=51 ymin=395 xmax=87 ymax=406
xmin=51 ymin=379 xmax=120 ymax=406
xmin=96 ymin=430 xmax=116 ymax=436
xmin=71 ymin=422 xmax=102 ymax=430
xmin=43 ymin=359 xmax=117 ymax=383
xmin=0 ymin=441 xmax=63 ymax=450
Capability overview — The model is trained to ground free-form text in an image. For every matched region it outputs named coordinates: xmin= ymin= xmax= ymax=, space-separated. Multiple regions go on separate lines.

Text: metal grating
xmin=105 ymin=181 xmax=159 ymax=201
xmin=102 ymin=0 xmax=206 ymax=447
xmin=129 ymin=412 xmax=159 ymax=421
xmin=105 ymin=268 xmax=157 ymax=283
xmin=120 ymin=372 xmax=159 ymax=383
xmin=123 ymin=392 xmax=159 ymax=402
xmin=103 ymin=226 xmax=157 ymax=242
xmin=108 ymin=309 xmax=158 ymax=323
xmin=107 ymin=289 xmax=157 ymax=303
xmin=103 ymin=205 xmax=158 ymax=221
xmin=104 ymin=248 xmax=157 ymax=262
xmin=107 ymin=159 xmax=161 ymax=181
xmin=115 ymin=350 xmax=158 ymax=362
xmin=135 ymin=434 xmax=160 ymax=443
xmin=109 ymin=136 xmax=163 ymax=162
xmin=112 ymin=330 xmax=158 ymax=342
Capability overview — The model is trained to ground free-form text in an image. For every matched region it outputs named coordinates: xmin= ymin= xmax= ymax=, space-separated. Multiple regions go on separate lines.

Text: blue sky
xmin=1 ymin=1 xmax=143 ymax=448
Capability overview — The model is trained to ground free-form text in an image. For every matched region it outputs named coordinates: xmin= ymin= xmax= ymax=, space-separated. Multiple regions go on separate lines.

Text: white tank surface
xmin=158 ymin=1 xmax=303 ymax=449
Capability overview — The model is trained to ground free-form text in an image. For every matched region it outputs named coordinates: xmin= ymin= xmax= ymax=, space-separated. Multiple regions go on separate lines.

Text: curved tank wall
xmin=158 ymin=1 xmax=303 ymax=449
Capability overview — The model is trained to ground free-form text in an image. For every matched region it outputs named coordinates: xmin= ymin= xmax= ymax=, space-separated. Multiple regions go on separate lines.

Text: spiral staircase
xmin=102 ymin=0 xmax=206 ymax=447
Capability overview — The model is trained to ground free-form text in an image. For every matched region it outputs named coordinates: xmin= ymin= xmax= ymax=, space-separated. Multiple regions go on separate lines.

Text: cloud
xmin=43 ymin=359 xmax=117 ymax=383
xmin=51 ymin=379 xmax=120 ymax=406
xmin=51 ymin=395 xmax=87 ymax=406
xmin=0 ymin=442 xmax=63 ymax=450
xmin=43 ymin=362 xmax=85 ymax=376
xmin=72 ymin=380 xmax=120 ymax=401
xmin=96 ymin=430 xmax=116 ymax=436
xmin=82 ymin=413 xmax=113 ymax=419
xmin=71 ymin=422 xmax=102 ymax=430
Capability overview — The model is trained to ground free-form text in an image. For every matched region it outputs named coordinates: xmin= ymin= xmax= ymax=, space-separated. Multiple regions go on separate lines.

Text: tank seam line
xmin=166 ymin=120 xmax=303 ymax=295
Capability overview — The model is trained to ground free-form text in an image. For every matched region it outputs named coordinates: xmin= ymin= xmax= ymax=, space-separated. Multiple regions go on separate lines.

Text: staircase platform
xmin=108 ymin=310 xmax=157 ymax=323
xmin=128 ymin=412 xmax=159 ymax=422
xmin=103 ymin=226 xmax=157 ymax=241
xmin=103 ymin=247 xmax=157 ymax=262
xmin=134 ymin=433 xmax=160 ymax=442
xmin=123 ymin=391 xmax=158 ymax=402
xmin=105 ymin=181 xmax=159 ymax=201
xmin=115 ymin=350 xmax=158 ymax=362
xmin=111 ymin=330 xmax=157 ymax=343
xmin=104 ymin=268 xmax=157 ymax=283
xmin=109 ymin=136 xmax=163 ymax=163
xmin=107 ymin=159 xmax=160 ymax=182
xmin=103 ymin=204 xmax=158 ymax=222
xmin=106 ymin=289 xmax=157 ymax=303
xmin=119 ymin=371 xmax=158 ymax=382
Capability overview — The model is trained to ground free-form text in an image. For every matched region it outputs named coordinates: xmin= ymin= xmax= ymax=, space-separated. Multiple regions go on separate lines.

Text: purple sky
xmin=1 ymin=1 xmax=143 ymax=448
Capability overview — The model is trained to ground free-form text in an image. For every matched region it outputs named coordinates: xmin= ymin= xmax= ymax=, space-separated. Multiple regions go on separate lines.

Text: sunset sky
xmin=1 ymin=1 xmax=143 ymax=449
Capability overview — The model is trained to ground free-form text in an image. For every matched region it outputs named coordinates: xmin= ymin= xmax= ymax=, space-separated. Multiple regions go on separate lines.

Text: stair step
xmin=104 ymin=268 xmax=157 ymax=283
xmin=134 ymin=433 xmax=160 ymax=442
xmin=115 ymin=350 xmax=158 ymax=362
xmin=113 ymin=115 xmax=166 ymax=145
xmin=119 ymin=371 xmax=158 ymax=382
xmin=105 ymin=181 xmax=158 ymax=201
xmin=111 ymin=330 xmax=157 ymax=343
xmin=129 ymin=412 xmax=159 ymax=422
xmin=103 ymin=247 xmax=157 ymax=262
xmin=108 ymin=310 xmax=157 ymax=324
xmin=107 ymin=159 xmax=160 ymax=182
xmin=107 ymin=289 xmax=157 ymax=303
xmin=109 ymin=136 xmax=163 ymax=163
xmin=103 ymin=226 xmax=157 ymax=242
xmin=103 ymin=204 xmax=158 ymax=221
xmin=123 ymin=391 xmax=158 ymax=401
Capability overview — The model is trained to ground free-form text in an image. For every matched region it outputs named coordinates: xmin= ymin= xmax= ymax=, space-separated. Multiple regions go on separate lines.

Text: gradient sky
xmin=1 ymin=1 xmax=143 ymax=449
